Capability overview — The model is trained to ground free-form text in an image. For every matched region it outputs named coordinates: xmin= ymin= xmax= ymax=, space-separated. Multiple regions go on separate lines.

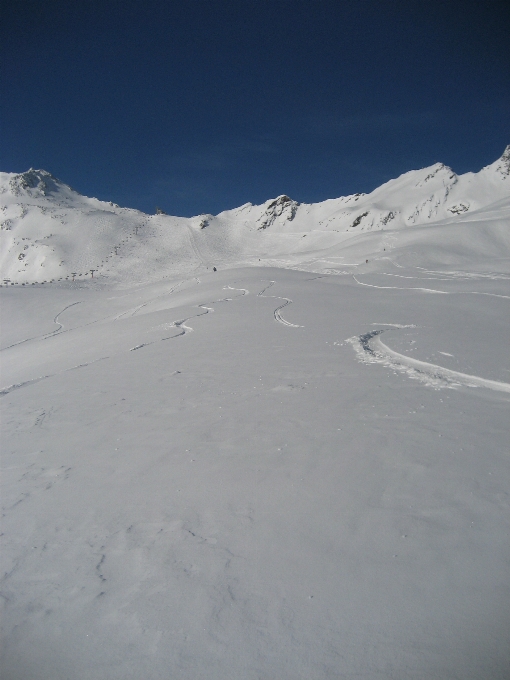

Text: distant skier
xmin=213 ymin=267 xmax=217 ymax=272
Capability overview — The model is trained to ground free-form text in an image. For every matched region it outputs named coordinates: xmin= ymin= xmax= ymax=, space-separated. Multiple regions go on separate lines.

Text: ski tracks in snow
xmin=165 ymin=285 xmax=249 ymax=336
xmin=352 ymin=274 xmax=510 ymax=299
xmin=347 ymin=327 xmax=510 ymax=394
xmin=348 ymin=270 xmax=510 ymax=391
xmin=1 ymin=284 xmax=248 ymax=392
xmin=159 ymin=280 xmax=303 ymax=340
xmin=138 ymin=280 xmax=303 ymax=349
xmin=53 ymin=302 xmax=83 ymax=332
xmin=132 ymin=285 xmax=249 ymax=349
xmin=1 ymin=301 xmax=83 ymax=351
xmin=257 ymin=281 xmax=304 ymax=328
xmin=0 ymin=357 xmax=110 ymax=396
xmin=2 ymin=278 xmax=297 ymax=399
xmin=113 ymin=280 xmax=186 ymax=321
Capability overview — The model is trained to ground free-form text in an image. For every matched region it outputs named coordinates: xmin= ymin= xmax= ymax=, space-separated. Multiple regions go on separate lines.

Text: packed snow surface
xmin=1 ymin=150 xmax=509 ymax=679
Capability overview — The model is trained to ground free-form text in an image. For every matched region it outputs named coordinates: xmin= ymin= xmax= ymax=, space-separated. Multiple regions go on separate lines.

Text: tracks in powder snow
xmin=130 ymin=285 xmax=250 ymax=350
xmin=257 ymin=281 xmax=303 ymax=328
xmin=1 ymin=281 xmax=188 ymax=353
xmin=346 ymin=270 xmax=510 ymax=393
xmin=352 ymin=274 xmax=510 ymax=300
xmin=1 ymin=301 xmax=83 ymax=351
xmin=166 ymin=285 xmax=249 ymax=336
xmin=113 ymin=280 xmax=186 ymax=321
xmin=0 ymin=357 xmax=110 ymax=396
xmin=347 ymin=327 xmax=510 ymax=394
xmin=0 ymin=279 xmax=303 ymax=394
xmin=132 ymin=280 xmax=303 ymax=352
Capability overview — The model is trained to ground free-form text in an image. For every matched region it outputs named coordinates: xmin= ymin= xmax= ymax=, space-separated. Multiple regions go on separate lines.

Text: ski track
xmin=353 ymin=275 xmax=448 ymax=295
xmin=415 ymin=267 xmax=510 ymax=280
xmin=1 ymin=301 xmax=83 ymax=351
xmin=372 ymin=257 xmax=405 ymax=269
xmin=53 ymin=302 xmax=83 ymax=332
xmin=132 ymin=285 xmax=249 ymax=349
xmin=257 ymin=281 xmax=304 ymax=328
xmin=1 ymin=281 xmax=187 ymax=352
xmin=113 ymin=302 xmax=150 ymax=321
xmin=0 ymin=357 xmax=110 ymax=396
xmin=0 ymin=375 xmax=53 ymax=396
xmin=352 ymin=274 xmax=510 ymax=299
xmin=113 ymin=281 xmax=185 ymax=321
xmin=224 ymin=285 xmax=249 ymax=296
xmin=379 ymin=273 xmax=463 ymax=281
xmin=348 ymin=328 xmax=510 ymax=393
xmin=186 ymin=224 xmax=207 ymax=271
xmin=371 ymin=323 xmax=417 ymax=329
xmin=2 ymin=286 xmax=249 ymax=390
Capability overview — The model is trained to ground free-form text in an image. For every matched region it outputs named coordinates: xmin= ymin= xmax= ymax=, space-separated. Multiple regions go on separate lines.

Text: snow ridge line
xmin=257 ymin=281 xmax=304 ymax=328
xmin=347 ymin=329 xmax=510 ymax=393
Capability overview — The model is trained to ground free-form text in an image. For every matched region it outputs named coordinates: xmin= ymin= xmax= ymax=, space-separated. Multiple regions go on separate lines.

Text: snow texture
xmin=1 ymin=149 xmax=510 ymax=679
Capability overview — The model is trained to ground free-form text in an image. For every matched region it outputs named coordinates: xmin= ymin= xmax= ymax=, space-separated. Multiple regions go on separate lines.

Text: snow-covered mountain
xmin=1 ymin=147 xmax=509 ymax=285
xmin=2 ymin=149 xmax=510 ymax=680
xmin=218 ymin=145 xmax=510 ymax=232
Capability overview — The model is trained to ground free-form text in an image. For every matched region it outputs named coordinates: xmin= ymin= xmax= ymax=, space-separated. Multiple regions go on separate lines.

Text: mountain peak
xmin=495 ymin=145 xmax=510 ymax=177
xmin=9 ymin=169 xmax=74 ymax=198
xmin=1 ymin=148 xmax=509 ymax=285
xmin=258 ymin=195 xmax=300 ymax=230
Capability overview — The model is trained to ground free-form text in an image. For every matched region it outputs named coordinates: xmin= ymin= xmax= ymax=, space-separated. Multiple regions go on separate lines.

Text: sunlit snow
xmin=1 ymin=149 xmax=509 ymax=679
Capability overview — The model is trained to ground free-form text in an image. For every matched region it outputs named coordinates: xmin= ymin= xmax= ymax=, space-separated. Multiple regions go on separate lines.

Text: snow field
xmin=1 ymin=266 xmax=509 ymax=679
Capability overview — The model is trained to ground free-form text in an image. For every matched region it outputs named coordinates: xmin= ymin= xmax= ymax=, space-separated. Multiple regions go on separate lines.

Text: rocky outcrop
xmin=258 ymin=195 xmax=299 ymax=230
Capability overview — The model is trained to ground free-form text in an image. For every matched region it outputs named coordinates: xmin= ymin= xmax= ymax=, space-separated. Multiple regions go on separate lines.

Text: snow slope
xmin=1 ymin=151 xmax=510 ymax=680
xmin=1 ymin=147 xmax=509 ymax=285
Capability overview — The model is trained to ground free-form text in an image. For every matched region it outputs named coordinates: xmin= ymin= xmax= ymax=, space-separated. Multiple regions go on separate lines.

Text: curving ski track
xmin=348 ymin=328 xmax=510 ymax=393
xmin=257 ymin=281 xmax=304 ymax=328
xmin=1 ymin=301 xmax=83 ymax=351
xmin=2 ymin=281 xmax=188 ymax=352
xmin=2 ymin=286 xmax=248 ymax=390
xmin=137 ymin=285 xmax=249 ymax=347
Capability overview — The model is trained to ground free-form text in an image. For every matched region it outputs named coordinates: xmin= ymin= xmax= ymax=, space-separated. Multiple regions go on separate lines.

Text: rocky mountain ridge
xmin=1 ymin=147 xmax=509 ymax=285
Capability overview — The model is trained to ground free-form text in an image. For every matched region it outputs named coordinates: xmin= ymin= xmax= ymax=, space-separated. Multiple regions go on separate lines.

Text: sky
xmin=1 ymin=0 xmax=509 ymax=216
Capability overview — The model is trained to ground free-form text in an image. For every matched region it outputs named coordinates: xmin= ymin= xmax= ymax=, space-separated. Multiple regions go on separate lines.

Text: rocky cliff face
xmin=494 ymin=144 xmax=510 ymax=177
xmin=257 ymin=195 xmax=300 ymax=230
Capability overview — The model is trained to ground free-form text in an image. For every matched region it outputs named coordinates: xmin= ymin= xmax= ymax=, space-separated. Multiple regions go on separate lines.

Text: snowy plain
xmin=1 ymin=151 xmax=510 ymax=679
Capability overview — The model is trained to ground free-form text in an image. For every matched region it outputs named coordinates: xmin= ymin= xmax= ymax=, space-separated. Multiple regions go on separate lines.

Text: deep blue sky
xmin=2 ymin=0 xmax=509 ymax=216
